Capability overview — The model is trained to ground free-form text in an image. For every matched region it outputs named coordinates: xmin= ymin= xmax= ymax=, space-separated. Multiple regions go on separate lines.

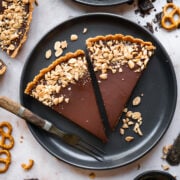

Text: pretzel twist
xmin=0 ymin=122 xmax=14 ymax=150
xmin=0 ymin=149 xmax=11 ymax=173
xmin=161 ymin=3 xmax=180 ymax=30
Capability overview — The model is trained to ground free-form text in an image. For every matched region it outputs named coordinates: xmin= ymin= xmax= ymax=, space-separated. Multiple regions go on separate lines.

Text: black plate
xmin=73 ymin=0 xmax=133 ymax=6
xmin=20 ymin=13 xmax=177 ymax=170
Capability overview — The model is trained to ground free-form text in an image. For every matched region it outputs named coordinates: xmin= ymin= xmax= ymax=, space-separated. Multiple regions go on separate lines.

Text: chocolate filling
xmin=52 ymin=74 xmax=107 ymax=141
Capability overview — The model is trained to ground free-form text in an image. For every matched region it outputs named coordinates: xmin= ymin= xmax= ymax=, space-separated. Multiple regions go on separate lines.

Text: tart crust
xmin=25 ymin=50 xmax=85 ymax=94
xmin=86 ymin=34 xmax=155 ymax=49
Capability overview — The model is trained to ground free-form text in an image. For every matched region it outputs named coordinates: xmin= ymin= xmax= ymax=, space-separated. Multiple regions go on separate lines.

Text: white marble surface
xmin=0 ymin=0 xmax=180 ymax=179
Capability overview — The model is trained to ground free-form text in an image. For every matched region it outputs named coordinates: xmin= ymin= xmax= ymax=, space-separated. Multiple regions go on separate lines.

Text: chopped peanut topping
xmin=30 ymin=54 xmax=88 ymax=107
xmin=86 ymin=35 xmax=155 ymax=80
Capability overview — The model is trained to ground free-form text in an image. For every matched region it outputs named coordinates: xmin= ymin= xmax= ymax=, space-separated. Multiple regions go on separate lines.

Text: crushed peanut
xmin=120 ymin=128 xmax=125 ymax=135
xmin=132 ymin=96 xmax=141 ymax=106
xmin=54 ymin=40 xmax=68 ymax=57
xmin=120 ymin=104 xmax=143 ymax=139
xmin=131 ymin=112 xmax=142 ymax=120
xmin=60 ymin=40 xmax=68 ymax=49
xmin=55 ymin=48 xmax=63 ymax=57
xmin=45 ymin=49 xmax=52 ymax=59
xmin=125 ymin=136 xmax=134 ymax=142
xmin=99 ymin=73 xmax=108 ymax=80
xmin=45 ymin=40 xmax=68 ymax=59
xmin=54 ymin=41 xmax=61 ymax=50
xmin=70 ymin=34 xmax=78 ymax=41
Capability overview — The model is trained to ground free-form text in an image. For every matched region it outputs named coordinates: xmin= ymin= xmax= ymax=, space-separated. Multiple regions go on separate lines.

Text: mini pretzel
xmin=0 ymin=149 xmax=11 ymax=173
xmin=161 ymin=3 xmax=180 ymax=30
xmin=21 ymin=159 xmax=34 ymax=170
xmin=0 ymin=122 xmax=14 ymax=150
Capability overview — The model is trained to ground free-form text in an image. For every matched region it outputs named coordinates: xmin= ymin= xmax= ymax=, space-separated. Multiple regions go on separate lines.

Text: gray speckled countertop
xmin=0 ymin=0 xmax=179 ymax=179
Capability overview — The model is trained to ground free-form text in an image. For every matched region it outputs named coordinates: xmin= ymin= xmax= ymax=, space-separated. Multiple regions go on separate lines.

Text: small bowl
xmin=134 ymin=170 xmax=176 ymax=180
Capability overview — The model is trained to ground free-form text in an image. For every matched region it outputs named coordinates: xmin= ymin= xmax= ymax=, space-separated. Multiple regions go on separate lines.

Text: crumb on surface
xmin=83 ymin=28 xmax=88 ymax=34
xmin=89 ymin=172 xmax=96 ymax=179
xmin=161 ymin=164 xmax=170 ymax=171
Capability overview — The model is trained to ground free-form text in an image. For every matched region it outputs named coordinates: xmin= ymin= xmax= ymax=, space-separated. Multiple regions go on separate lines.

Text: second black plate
xmin=73 ymin=0 xmax=133 ymax=6
xmin=20 ymin=13 xmax=177 ymax=170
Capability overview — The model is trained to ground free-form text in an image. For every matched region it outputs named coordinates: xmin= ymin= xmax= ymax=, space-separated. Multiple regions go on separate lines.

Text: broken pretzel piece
xmin=21 ymin=159 xmax=34 ymax=171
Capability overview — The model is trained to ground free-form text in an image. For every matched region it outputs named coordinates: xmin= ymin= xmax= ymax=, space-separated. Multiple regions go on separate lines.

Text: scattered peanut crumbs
xmin=45 ymin=40 xmax=68 ymax=59
xmin=120 ymin=94 xmax=144 ymax=141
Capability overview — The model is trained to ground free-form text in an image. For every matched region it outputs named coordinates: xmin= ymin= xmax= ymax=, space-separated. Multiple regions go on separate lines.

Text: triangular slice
xmin=24 ymin=50 xmax=107 ymax=141
xmin=0 ymin=0 xmax=35 ymax=58
xmin=86 ymin=34 xmax=155 ymax=130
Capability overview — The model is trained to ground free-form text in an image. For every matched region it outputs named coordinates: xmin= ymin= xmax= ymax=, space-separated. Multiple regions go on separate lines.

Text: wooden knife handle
xmin=0 ymin=96 xmax=51 ymax=130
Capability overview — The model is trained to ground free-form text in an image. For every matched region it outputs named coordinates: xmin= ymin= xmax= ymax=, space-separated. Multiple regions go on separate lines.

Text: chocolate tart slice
xmin=0 ymin=0 xmax=34 ymax=58
xmin=86 ymin=34 xmax=155 ymax=130
xmin=24 ymin=50 xmax=107 ymax=141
